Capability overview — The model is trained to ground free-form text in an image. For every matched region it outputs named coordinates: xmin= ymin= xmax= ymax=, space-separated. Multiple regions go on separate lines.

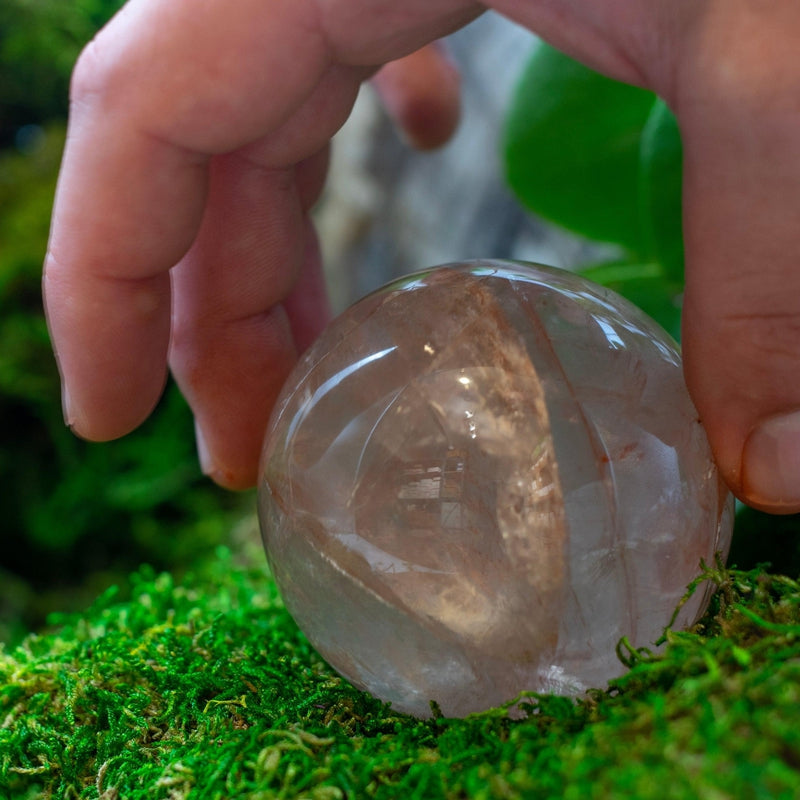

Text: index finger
xmin=43 ymin=0 xmax=334 ymax=440
xmin=44 ymin=0 xmax=480 ymax=442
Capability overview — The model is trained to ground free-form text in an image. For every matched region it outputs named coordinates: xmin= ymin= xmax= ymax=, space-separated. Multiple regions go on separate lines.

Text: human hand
xmin=43 ymin=0 xmax=477 ymax=489
xmin=44 ymin=0 xmax=800 ymax=513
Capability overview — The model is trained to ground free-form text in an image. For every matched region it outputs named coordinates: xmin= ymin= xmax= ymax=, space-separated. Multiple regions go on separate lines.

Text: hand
xmin=43 ymin=0 xmax=477 ymax=489
xmin=45 ymin=0 xmax=800 ymax=514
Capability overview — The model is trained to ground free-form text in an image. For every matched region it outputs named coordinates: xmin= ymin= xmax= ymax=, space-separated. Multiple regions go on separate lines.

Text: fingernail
xmin=195 ymin=421 xmax=214 ymax=477
xmin=742 ymin=409 xmax=800 ymax=513
xmin=62 ymin=382 xmax=77 ymax=429
xmin=195 ymin=421 xmax=244 ymax=488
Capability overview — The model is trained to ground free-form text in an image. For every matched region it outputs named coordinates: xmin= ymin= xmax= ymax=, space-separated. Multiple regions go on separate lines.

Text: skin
xmin=44 ymin=0 xmax=800 ymax=513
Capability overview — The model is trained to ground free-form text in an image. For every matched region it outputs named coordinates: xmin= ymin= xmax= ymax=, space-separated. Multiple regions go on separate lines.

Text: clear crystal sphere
xmin=258 ymin=261 xmax=733 ymax=717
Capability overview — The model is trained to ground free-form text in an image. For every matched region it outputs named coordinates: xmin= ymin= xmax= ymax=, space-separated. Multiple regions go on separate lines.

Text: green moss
xmin=2 ymin=533 xmax=798 ymax=799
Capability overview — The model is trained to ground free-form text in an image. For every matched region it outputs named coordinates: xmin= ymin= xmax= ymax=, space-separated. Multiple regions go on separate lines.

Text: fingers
xmin=372 ymin=43 xmax=462 ymax=150
xmin=44 ymin=0 xmax=334 ymax=442
xmin=168 ymin=149 xmax=332 ymax=490
xmin=44 ymin=0 xmax=479 ymax=450
xmin=282 ymin=226 xmax=333 ymax=356
xmin=677 ymin=10 xmax=800 ymax=513
xmin=43 ymin=118 xmax=209 ymax=440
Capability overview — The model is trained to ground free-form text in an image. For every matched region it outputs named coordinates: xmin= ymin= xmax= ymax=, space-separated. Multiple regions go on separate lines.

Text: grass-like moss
xmin=2 ymin=527 xmax=799 ymax=799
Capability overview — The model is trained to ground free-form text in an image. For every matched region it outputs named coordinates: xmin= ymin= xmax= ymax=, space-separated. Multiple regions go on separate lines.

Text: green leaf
xmin=639 ymin=99 xmax=684 ymax=282
xmin=503 ymin=42 xmax=657 ymax=255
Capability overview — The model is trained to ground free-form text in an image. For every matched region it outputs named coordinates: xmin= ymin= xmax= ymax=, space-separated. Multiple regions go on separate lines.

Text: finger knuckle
xmin=70 ymin=29 xmax=131 ymax=110
xmin=724 ymin=309 xmax=800 ymax=370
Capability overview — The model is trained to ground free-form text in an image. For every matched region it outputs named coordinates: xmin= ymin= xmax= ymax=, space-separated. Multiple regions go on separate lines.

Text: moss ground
xmin=2 ymin=520 xmax=799 ymax=799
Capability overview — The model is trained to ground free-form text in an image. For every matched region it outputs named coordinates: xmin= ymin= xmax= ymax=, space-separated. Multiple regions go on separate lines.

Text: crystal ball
xmin=258 ymin=260 xmax=733 ymax=718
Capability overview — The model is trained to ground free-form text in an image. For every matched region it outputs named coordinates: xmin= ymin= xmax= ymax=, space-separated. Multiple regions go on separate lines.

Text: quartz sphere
xmin=258 ymin=260 xmax=733 ymax=718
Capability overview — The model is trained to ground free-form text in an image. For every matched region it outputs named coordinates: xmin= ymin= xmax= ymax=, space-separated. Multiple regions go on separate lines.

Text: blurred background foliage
xmin=1 ymin=6 xmax=798 ymax=645
xmin=0 ymin=0 xmax=124 ymax=147
xmin=0 ymin=0 xmax=242 ymax=644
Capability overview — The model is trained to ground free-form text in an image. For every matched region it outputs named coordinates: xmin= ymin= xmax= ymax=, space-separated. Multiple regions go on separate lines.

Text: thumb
xmin=678 ymin=37 xmax=800 ymax=514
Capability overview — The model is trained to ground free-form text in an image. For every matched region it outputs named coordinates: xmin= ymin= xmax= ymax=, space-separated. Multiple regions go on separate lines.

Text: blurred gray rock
xmin=316 ymin=13 xmax=608 ymax=313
